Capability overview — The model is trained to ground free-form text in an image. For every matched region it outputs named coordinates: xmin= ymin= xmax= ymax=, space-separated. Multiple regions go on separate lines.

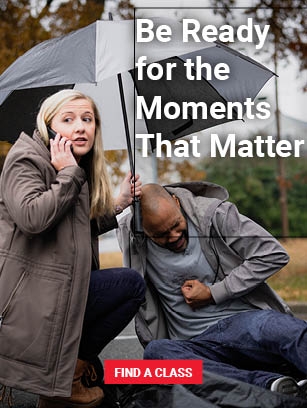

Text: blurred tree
xmin=0 ymin=0 xmax=135 ymax=75
xmin=210 ymin=0 xmax=307 ymax=85
xmin=210 ymin=0 xmax=307 ymax=238
xmin=105 ymin=150 xmax=127 ymax=184
xmin=154 ymin=145 xmax=206 ymax=184
xmin=0 ymin=0 xmax=49 ymax=73
xmin=0 ymin=0 xmax=105 ymax=74
xmin=202 ymin=145 xmax=307 ymax=237
xmin=158 ymin=157 xmax=206 ymax=184
xmin=117 ymin=0 xmax=134 ymax=19
xmin=47 ymin=0 xmax=106 ymax=36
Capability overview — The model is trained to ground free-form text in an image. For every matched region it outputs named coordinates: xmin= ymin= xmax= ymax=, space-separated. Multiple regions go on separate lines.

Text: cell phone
xmin=47 ymin=126 xmax=73 ymax=152
xmin=47 ymin=126 xmax=57 ymax=139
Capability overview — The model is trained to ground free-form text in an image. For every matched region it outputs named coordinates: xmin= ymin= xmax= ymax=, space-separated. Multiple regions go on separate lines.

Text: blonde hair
xmin=36 ymin=89 xmax=114 ymax=219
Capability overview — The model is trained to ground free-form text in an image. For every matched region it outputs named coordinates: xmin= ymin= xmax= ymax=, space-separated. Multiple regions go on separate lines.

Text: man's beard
xmin=164 ymin=229 xmax=188 ymax=252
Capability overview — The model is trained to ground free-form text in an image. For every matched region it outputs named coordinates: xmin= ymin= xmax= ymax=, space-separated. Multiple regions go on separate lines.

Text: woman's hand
xmin=50 ymin=133 xmax=77 ymax=171
xmin=114 ymin=171 xmax=142 ymax=213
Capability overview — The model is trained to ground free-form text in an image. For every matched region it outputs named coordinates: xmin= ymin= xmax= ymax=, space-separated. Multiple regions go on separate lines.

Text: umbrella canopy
xmin=0 ymin=18 xmax=206 ymax=149
xmin=0 ymin=18 xmax=275 ymax=153
xmin=131 ymin=42 xmax=275 ymax=150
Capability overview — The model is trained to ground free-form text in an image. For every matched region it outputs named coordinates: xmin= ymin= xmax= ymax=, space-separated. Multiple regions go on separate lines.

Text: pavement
xmin=7 ymin=302 xmax=307 ymax=407
xmin=288 ymin=302 xmax=307 ymax=321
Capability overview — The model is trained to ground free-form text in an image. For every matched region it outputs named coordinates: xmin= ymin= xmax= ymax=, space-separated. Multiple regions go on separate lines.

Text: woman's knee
xmin=124 ymin=268 xmax=146 ymax=300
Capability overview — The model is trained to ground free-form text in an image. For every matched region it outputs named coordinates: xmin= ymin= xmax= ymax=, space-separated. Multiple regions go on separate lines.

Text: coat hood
xmin=121 ymin=181 xmax=229 ymax=266
xmin=165 ymin=181 xmax=229 ymax=201
xmin=164 ymin=181 xmax=229 ymax=232
xmin=9 ymin=130 xmax=50 ymax=161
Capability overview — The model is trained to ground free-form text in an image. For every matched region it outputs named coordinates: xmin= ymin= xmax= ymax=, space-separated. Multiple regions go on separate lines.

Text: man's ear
xmin=172 ymin=194 xmax=180 ymax=208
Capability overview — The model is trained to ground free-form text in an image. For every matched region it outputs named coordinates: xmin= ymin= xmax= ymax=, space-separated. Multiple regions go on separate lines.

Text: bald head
xmin=141 ymin=184 xmax=175 ymax=213
xmin=140 ymin=184 xmax=188 ymax=252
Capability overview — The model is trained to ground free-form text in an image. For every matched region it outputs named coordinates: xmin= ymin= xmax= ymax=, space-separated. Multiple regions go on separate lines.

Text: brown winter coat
xmin=0 ymin=131 xmax=116 ymax=397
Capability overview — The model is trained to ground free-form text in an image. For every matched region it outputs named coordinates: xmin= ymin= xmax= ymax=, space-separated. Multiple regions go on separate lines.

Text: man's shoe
xmin=270 ymin=376 xmax=299 ymax=397
xmin=298 ymin=379 xmax=307 ymax=399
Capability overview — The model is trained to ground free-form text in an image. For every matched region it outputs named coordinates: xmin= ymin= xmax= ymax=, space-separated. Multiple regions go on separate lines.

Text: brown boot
xmin=37 ymin=359 xmax=104 ymax=408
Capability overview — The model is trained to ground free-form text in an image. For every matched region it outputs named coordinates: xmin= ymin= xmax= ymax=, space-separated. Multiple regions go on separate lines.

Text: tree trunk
xmin=274 ymin=50 xmax=289 ymax=238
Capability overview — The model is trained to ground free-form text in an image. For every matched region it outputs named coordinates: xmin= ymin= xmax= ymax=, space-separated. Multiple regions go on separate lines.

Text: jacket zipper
xmin=0 ymin=270 xmax=26 ymax=329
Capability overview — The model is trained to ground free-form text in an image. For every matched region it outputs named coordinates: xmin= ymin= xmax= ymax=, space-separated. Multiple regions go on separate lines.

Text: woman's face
xmin=50 ymin=98 xmax=96 ymax=160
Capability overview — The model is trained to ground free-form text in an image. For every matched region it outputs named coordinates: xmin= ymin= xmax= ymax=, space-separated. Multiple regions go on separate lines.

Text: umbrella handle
xmin=133 ymin=197 xmax=143 ymax=234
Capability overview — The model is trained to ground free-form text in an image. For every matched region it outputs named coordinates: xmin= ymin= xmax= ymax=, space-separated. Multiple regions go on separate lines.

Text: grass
xmin=99 ymin=238 xmax=307 ymax=302
xmin=268 ymin=238 xmax=307 ymax=302
xmin=100 ymin=251 xmax=123 ymax=268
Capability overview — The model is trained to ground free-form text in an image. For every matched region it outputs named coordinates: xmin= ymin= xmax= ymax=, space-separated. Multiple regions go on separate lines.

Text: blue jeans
xmin=79 ymin=267 xmax=145 ymax=361
xmin=144 ymin=310 xmax=307 ymax=388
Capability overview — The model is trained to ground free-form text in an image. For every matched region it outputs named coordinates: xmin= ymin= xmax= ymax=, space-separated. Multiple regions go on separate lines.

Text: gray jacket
xmin=0 ymin=131 xmax=117 ymax=397
xmin=117 ymin=182 xmax=291 ymax=347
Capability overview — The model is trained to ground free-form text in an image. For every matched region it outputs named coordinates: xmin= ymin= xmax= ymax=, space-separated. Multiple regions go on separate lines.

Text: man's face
xmin=143 ymin=197 xmax=188 ymax=253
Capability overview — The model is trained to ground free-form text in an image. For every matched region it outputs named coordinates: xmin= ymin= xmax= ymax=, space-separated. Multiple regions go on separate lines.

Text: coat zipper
xmin=0 ymin=270 xmax=26 ymax=329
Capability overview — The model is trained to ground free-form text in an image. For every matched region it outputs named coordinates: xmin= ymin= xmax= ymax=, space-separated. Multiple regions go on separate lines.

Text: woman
xmin=0 ymin=90 xmax=145 ymax=408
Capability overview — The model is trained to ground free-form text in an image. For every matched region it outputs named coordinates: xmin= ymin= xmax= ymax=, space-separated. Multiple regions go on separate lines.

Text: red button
xmin=104 ymin=360 xmax=203 ymax=384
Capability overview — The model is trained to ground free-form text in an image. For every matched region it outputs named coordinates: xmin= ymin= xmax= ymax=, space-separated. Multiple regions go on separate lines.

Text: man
xmin=117 ymin=182 xmax=307 ymax=399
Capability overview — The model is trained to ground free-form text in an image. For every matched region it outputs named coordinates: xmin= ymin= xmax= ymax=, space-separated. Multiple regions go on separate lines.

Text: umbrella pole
xmin=117 ymin=73 xmax=134 ymax=175
xmin=117 ymin=73 xmax=143 ymax=234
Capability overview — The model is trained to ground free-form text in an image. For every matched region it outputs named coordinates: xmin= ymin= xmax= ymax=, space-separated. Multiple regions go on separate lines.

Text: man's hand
xmin=181 ymin=279 xmax=215 ymax=309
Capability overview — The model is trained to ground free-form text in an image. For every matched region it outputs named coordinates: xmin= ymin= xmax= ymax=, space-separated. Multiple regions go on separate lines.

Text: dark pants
xmin=144 ymin=310 xmax=307 ymax=389
xmin=79 ymin=267 xmax=145 ymax=361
